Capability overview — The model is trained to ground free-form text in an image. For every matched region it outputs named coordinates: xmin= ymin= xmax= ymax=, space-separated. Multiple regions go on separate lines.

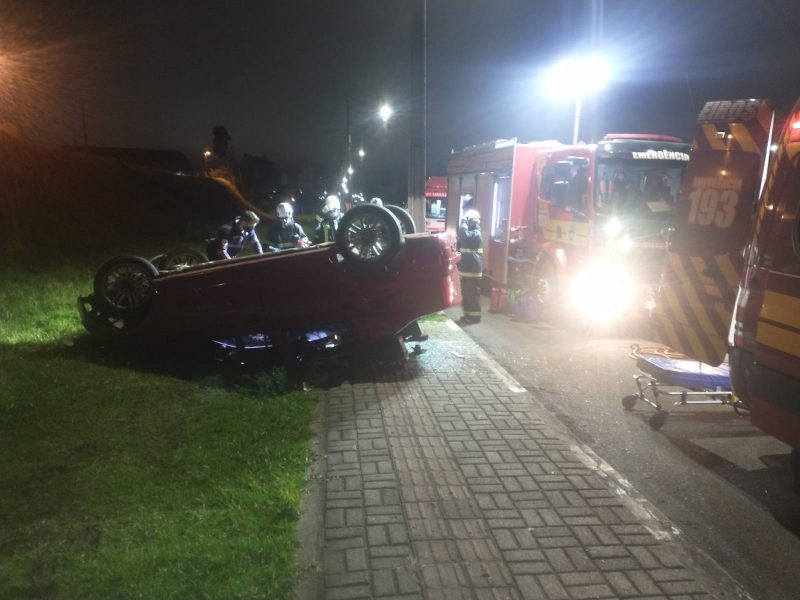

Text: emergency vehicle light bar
xmin=602 ymin=133 xmax=684 ymax=143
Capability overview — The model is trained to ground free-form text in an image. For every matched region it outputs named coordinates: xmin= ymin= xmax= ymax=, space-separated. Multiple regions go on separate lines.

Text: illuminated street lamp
xmin=378 ymin=103 xmax=394 ymax=125
xmin=546 ymin=56 xmax=610 ymax=144
xmin=202 ymin=150 xmax=211 ymax=176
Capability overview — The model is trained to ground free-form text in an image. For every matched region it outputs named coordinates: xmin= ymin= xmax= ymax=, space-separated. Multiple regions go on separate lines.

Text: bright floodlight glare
xmin=378 ymin=103 xmax=394 ymax=123
xmin=347 ymin=165 xmax=354 ymax=175
xmin=547 ymin=56 xmax=610 ymax=99
xmin=603 ymin=217 xmax=622 ymax=237
xmin=358 ymin=148 xmax=365 ymax=158
xmin=570 ymin=260 xmax=633 ymax=323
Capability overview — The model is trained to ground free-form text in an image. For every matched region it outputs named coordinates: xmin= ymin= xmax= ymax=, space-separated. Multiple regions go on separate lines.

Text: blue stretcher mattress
xmin=636 ymin=355 xmax=732 ymax=391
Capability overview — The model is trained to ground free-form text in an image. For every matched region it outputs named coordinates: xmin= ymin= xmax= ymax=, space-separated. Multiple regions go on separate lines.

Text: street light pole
xmin=345 ymin=97 xmax=352 ymax=203
xmin=408 ymin=0 xmax=427 ymax=232
xmin=572 ymin=94 xmax=582 ymax=144
xmin=346 ymin=97 xmax=352 ymax=174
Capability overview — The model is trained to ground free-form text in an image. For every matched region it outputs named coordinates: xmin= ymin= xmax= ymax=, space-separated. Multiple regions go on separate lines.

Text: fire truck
xmin=424 ymin=176 xmax=448 ymax=233
xmin=444 ymin=133 xmax=691 ymax=322
xmin=651 ymin=97 xmax=800 ymax=489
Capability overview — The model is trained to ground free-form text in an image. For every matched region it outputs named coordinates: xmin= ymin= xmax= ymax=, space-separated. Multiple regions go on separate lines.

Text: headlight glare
xmin=570 ymin=260 xmax=633 ymax=322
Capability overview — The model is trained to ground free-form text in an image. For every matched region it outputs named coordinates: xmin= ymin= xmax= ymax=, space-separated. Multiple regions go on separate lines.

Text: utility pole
xmin=589 ymin=0 xmax=604 ymax=142
xmin=407 ymin=0 xmax=426 ymax=232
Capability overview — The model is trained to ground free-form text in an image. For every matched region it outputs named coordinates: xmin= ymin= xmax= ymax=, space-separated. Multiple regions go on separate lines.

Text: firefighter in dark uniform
xmin=314 ymin=195 xmax=342 ymax=244
xmin=206 ymin=210 xmax=263 ymax=260
xmin=458 ymin=209 xmax=483 ymax=324
xmin=266 ymin=202 xmax=309 ymax=251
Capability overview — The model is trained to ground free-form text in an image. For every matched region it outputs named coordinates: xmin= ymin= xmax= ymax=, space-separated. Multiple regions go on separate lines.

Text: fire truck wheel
xmin=93 ymin=255 xmax=159 ymax=318
xmin=160 ymin=247 xmax=208 ymax=271
xmin=385 ymin=205 xmax=416 ymax=235
xmin=336 ymin=204 xmax=404 ymax=270
xmin=534 ymin=260 xmax=558 ymax=320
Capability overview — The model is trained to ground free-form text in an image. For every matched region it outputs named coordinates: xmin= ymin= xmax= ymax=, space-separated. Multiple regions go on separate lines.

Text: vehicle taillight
xmin=789 ymin=116 xmax=800 ymax=143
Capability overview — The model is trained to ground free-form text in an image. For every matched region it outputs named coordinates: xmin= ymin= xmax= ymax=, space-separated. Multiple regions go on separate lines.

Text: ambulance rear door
xmin=744 ymin=102 xmax=800 ymax=449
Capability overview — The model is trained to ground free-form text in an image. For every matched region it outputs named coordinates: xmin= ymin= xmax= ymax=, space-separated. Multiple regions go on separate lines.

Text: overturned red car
xmin=78 ymin=204 xmax=462 ymax=361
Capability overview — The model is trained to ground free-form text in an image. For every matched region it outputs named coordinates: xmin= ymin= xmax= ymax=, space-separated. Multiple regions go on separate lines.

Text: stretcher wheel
xmin=649 ymin=411 xmax=668 ymax=430
xmin=621 ymin=394 xmax=638 ymax=410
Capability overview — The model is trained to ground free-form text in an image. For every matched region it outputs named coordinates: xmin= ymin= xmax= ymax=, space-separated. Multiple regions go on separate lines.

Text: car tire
xmin=93 ymin=256 xmax=159 ymax=318
xmin=385 ymin=205 xmax=416 ymax=235
xmin=160 ymin=247 xmax=208 ymax=270
xmin=149 ymin=254 xmax=166 ymax=270
xmin=336 ymin=204 xmax=404 ymax=270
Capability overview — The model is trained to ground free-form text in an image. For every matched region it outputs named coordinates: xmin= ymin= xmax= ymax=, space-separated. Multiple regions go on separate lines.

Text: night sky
xmin=2 ymin=0 xmax=799 ymax=198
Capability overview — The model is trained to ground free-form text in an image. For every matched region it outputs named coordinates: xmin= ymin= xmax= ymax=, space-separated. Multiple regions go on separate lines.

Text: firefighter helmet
xmin=369 ymin=197 xmax=384 ymax=207
xmin=464 ymin=209 xmax=480 ymax=228
xmin=277 ymin=202 xmax=294 ymax=223
xmin=323 ymin=195 xmax=341 ymax=217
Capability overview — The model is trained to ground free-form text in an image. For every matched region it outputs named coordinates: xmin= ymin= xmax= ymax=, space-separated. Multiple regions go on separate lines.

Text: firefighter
xmin=458 ymin=209 xmax=483 ymax=324
xmin=314 ymin=195 xmax=342 ymax=244
xmin=369 ymin=197 xmax=384 ymax=207
xmin=266 ymin=202 xmax=309 ymax=251
xmin=206 ymin=210 xmax=263 ymax=260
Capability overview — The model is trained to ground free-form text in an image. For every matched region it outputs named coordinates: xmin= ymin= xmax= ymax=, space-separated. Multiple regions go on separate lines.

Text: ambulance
xmin=445 ymin=133 xmax=691 ymax=322
xmin=734 ymin=97 xmax=800 ymax=489
xmin=650 ymin=97 xmax=800 ymax=489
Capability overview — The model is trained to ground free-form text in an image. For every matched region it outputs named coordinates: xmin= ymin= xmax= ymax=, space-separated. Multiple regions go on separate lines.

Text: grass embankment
xmin=0 ymin=132 xmax=318 ymax=599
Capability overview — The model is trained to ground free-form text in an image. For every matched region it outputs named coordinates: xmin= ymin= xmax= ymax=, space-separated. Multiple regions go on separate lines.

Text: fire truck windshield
xmin=594 ymin=160 xmax=685 ymax=220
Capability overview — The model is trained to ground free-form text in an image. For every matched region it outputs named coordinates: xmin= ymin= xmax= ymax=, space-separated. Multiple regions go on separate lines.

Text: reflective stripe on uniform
xmin=460 ymin=271 xmax=482 ymax=278
xmin=460 ymin=248 xmax=483 ymax=254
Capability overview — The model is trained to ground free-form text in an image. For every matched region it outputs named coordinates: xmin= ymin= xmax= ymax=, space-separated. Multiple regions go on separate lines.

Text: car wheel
xmin=385 ymin=205 xmax=416 ymax=235
xmin=336 ymin=204 xmax=404 ymax=269
xmin=93 ymin=256 xmax=158 ymax=318
xmin=160 ymin=248 xmax=208 ymax=270
xmin=149 ymin=254 xmax=166 ymax=269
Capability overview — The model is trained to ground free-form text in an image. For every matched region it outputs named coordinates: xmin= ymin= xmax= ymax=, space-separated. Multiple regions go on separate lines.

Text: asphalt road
xmin=444 ymin=305 xmax=800 ymax=600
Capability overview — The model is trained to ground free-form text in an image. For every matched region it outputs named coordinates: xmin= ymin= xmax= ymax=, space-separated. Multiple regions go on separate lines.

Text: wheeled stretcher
xmin=621 ymin=344 xmax=747 ymax=429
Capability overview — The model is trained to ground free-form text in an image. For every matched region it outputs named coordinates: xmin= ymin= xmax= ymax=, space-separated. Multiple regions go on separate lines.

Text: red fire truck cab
xmin=445 ymin=134 xmax=691 ymax=323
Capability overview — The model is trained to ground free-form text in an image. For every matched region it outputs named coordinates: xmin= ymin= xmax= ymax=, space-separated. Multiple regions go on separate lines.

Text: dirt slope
xmin=0 ymin=129 xmax=264 ymax=264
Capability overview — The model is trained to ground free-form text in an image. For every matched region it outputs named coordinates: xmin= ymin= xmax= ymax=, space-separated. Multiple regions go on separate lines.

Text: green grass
xmin=0 ymin=263 xmax=317 ymax=599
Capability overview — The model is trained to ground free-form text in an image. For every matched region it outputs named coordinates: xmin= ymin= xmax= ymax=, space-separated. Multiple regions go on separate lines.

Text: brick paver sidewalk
xmin=298 ymin=318 xmax=742 ymax=600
